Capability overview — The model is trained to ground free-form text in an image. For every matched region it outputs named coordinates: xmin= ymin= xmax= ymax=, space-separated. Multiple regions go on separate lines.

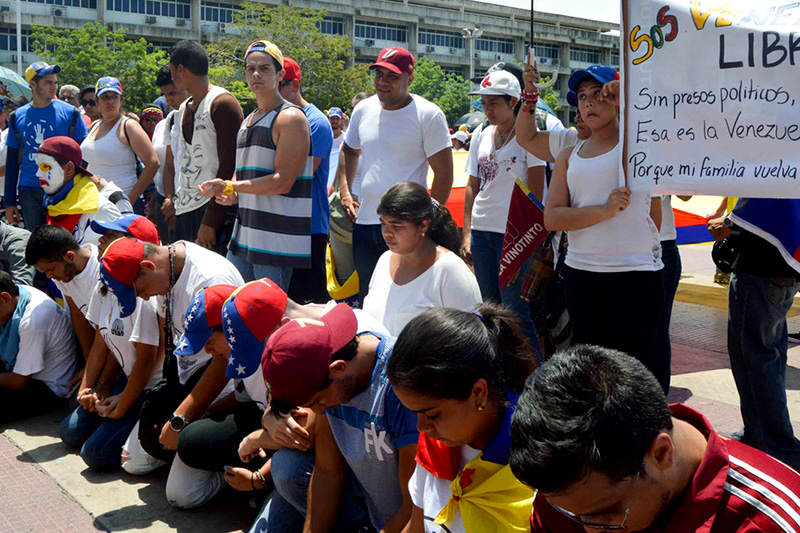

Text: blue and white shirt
xmin=326 ymin=333 xmax=419 ymax=530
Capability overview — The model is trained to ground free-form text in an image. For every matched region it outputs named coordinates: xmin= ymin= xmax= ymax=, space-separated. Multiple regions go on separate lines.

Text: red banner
xmin=499 ymin=179 xmax=548 ymax=287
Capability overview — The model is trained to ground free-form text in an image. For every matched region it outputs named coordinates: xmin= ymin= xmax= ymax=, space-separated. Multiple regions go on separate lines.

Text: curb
xmin=676 ymin=280 xmax=800 ymax=317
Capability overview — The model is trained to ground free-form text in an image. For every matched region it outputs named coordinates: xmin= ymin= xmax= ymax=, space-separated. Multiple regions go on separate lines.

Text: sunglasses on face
xmin=81 ymin=99 xmax=96 ymax=107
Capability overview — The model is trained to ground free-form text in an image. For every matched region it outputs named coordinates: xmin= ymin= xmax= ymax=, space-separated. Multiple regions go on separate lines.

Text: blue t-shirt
xmin=326 ymin=333 xmax=419 ymax=530
xmin=6 ymin=99 xmax=88 ymax=189
xmin=303 ymin=103 xmax=333 ymax=235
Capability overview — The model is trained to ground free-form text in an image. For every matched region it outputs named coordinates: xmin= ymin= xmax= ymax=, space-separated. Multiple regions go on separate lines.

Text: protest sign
xmin=622 ymin=0 xmax=800 ymax=198
xmin=499 ymin=179 xmax=548 ymax=287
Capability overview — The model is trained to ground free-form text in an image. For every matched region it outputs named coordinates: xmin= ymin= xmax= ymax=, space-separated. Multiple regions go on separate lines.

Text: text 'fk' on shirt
xmin=325 ymin=333 xmax=419 ymax=531
xmin=229 ymin=104 xmax=315 ymax=270
xmin=344 ymin=94 xmax=451 ymax=226
xmin=157 ymin=242 xmax=244 ymax=384
xmin=13 ymin=286 xmax=78 ymax=398
xmin=88 ymin=289 xmax=161 ymax=387
xmin=55 ymin=243 xmax=99 ymax=317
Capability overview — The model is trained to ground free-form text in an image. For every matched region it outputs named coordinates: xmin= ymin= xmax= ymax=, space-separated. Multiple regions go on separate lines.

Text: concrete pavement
xmin=1 ymin=243 xmax=799 ymax=532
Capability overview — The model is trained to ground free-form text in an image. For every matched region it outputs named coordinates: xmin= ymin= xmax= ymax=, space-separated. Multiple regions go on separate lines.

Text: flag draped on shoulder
xmin=44 ymin=173 xmax=99 ymax=234
xmin=499 ymin=179 xmax=547 ymax=287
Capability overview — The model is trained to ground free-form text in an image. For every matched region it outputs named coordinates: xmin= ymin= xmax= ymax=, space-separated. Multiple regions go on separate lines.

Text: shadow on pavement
xmin=15 ymin=440 xmax=72 ymax=463
xmin=667 ymin=386 xmax=693 ymax=404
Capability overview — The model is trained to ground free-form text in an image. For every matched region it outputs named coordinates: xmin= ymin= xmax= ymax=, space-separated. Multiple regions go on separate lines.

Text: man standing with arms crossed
xmin=339 ymin=47 xmax=453 ymax=302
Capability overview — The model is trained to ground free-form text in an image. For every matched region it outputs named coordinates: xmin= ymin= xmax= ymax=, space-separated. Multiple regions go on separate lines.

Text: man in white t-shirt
xmin=0 ymin=270 xmax=77 ymax=423
xmin=339 ymin=47 xmax=453 ymax=302
xmin=326 ymin=107 xmax=345 ymax=190
xmin=98 ymin=237 xmax=243 ymax=472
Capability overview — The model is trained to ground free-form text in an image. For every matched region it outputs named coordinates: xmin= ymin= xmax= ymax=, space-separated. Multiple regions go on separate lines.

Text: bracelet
xmin=255 ymin=470 xmax=267 ymax=490
xmin=250 ymin=470 xmax=257 ymax=490
xmin=222 ymin=181 xmax=235 ymax=195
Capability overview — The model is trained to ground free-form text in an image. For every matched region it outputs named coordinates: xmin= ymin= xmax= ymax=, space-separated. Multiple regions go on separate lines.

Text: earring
xmin=477 ymin=405 xmax=485 ymax=412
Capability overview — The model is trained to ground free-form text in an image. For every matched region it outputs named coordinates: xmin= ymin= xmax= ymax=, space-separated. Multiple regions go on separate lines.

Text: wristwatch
xmin=169 ymin=413 xmax=187 ymax=432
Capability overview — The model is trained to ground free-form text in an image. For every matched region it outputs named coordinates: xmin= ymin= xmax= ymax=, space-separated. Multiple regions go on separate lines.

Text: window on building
xmin=354 ymin=20 xmax=407 ymax=43
xmin=110 ymin=0 xmax=190 ymax=18
xmin=533 ymin=42 xmax=559 ymax=62
xmin=20 ymin=0 xmax=97 ymax=6
xmin=318 ymin=15 xmax=344 ymax=35
xmin=610 ymin=51 xmax=619 ymax=66
xmin=147 ymin=39 xmax=175 ymax=52
xmin=201 ymin=1 xmax=236 ymax=23
xmin=475 ymin=35 xmax=514 ymax=55
xmin=569 ymin=46 xmax=602 ymax=64
xmin=0 ymin=28 xmax=32 ymax=52
xmin=418 ymin=28 xmax=464 ymax=49
xmin=440 ymin=65 xmax=465 ymax=78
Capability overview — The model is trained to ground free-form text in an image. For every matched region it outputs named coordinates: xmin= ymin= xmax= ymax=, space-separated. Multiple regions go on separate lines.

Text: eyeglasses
xmin=547 ymin=470 xmax=641 ymax=530
xmin=81 ymin=99 xmax=96 ymax=107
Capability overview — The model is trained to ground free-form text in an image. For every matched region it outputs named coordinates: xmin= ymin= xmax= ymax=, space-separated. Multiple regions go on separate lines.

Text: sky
xmin=474 ymin=0 xmax=620 ymax=24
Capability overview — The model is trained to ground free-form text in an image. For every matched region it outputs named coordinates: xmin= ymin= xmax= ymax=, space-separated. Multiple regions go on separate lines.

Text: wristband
xmin=255 ymin=470 xmax=267 ymax=489
xmin=222 ymin=181 xmax=235 ymax=196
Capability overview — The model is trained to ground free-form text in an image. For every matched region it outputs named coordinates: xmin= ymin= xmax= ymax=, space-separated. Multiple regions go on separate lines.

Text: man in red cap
xmin=258 ymin=303 xmax=417 ymax=533
xmin=33 ymin=136 xmax=123 ymax=246
xmin=338 ymin=46 xmax=453 ymax=303
xmin=279 ymin=57 xmax=334 ymax=305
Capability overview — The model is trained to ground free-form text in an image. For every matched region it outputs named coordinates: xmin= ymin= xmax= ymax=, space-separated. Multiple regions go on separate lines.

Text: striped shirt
xmin=531 ymin=404 xmax=800 ymax=532
xmin=229 ymin=102 xmax=314 ymax=268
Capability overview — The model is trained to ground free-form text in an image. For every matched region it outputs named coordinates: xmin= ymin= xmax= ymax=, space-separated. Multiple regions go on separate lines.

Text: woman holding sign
xmin=541 ymin=65 xmax=668 ymax=392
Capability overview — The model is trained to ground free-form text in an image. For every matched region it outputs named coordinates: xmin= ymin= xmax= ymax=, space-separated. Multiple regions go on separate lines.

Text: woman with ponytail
xmin=361 ymin=181 xmax=480 ymax=336
xmin=387 ymin=302 xmax=537 ymax=533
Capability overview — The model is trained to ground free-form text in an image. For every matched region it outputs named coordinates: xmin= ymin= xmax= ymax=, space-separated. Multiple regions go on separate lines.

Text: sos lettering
xmin=630 ymin=6 xmax=679 ymax=65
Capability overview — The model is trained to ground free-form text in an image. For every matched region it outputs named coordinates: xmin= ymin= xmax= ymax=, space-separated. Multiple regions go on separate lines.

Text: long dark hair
xmin=377 ymin=181 xmax=460 ymax=253
xmin=387 ymin=303 xmax=537 ymax=403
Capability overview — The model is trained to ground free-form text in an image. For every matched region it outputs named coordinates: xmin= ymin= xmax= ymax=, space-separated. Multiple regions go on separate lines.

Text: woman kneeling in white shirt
xmin=362 ymin=182 xmax=481 ymax=336
xmin=388 ymin=303 xmax=537 ymax=532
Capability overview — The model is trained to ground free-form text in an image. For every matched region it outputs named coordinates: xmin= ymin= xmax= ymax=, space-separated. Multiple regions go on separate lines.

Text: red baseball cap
xmin=370 ymin=47 xmax=415 ymax=75
xmin=262 ymin=303 xmax=357 ymax=407
xmin=175 ymin=284 xmax=238 ymax=357
xmin=282 ymin=57 xmax=301 ymax=82
xmin=99 ymin=237 xmax=145 ymax=318
xmin=91 ymin=214 xmax=160 ymax=245
xmin=37 ymin=136 xmax=90 ymax=175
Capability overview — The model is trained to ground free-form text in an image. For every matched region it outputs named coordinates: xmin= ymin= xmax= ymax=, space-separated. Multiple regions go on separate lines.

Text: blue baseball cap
xmin=222 ymin=278 xmax=287 ymax=379
xmin=175 ymin=285 xmax=238 ymax=357
xmin=91 ymin=214 xmax=160 ymax=245
xmin=25 ymin=61 xmax=60 ymax=83
xmin=328 ymin=107 xmax=343 ymax=119
xmin=567 ymin=91 xmax=578 ymax=107
xmin=96 ymin=76 xmax=123 ymax=97
xmin=99 ymin=237 xmax=144 ymax=318
xmin=567 ymin=65 xmax=619 ymax=93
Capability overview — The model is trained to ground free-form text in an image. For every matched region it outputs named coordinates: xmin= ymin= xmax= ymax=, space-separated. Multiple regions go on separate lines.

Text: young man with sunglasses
xmin=79 ymin=87 xmax=99 ymax=122
xmin=510 ymin=344 xmax=800 ymax=532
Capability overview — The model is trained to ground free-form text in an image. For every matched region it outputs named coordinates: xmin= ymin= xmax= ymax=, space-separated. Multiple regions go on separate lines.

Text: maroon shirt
xmin=531 ymin=404 xmax=800 ymax=532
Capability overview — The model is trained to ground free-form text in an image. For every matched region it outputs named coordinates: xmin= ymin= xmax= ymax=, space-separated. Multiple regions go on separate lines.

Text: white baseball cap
xmin=469 ymin=70 xmax=521 ymax=98
xmin=451 ymin=130 xmax=469 ymax=143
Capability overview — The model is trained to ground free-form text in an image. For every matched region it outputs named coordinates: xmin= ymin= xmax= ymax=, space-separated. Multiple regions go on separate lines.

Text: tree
xmin=207 ymin=3 xmax=371 ymax=115
xmin=409 ymin=56 xmax=470 ymax=126
xmin=29 ymin=22 xmax=167 ymax=112
xmin=538 ymin=75 xmax=560 ymax=111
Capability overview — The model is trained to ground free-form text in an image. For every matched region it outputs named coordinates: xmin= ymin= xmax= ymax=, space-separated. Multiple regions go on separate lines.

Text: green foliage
xmin=28 ymin=22 xmax=167 ymax=112
xmin=409 ymin=56 xmax=470 ymax=125
xmin=207 ymin=3 xmax=371 ymax=115
xmin=538 ymin=75 xmax=560 ymax=111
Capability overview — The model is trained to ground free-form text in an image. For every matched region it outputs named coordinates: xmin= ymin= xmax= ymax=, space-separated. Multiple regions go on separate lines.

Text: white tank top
xmin=565 ymin=141 xmax=663 ymax=272
xmin=81 ymin=116 xmax=138 ymax=195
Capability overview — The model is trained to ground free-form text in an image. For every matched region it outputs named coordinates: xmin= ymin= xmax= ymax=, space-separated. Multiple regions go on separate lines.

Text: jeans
xmin=0 ymin=379 xmax=64 ymax=424
xmin=226 ymin=250 xmax=293 ymax=291
xmin=288 ymin=234 xmax=330 ymax=304
xmin=655 ymin=240 xmax=682 ymax=390
xmin=728 ymin=270 xmax=800 ymax=470
xmin=59 ymin=375 xmax=142 ymax=471
xmin=564 ymin=265 xmax=668 ymax=391
xmin=470 ymin=229 xmax=540 ymax=356
xmin=18 ymin=186 xmax=46 ymax=231
xmin=353 ymin=224 xmax=387 ymax=304
xmin=249 ymin=448 xmax=369 ymax=533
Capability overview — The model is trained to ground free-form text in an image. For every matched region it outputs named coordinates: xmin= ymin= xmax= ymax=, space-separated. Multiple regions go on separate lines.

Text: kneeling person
xmin=510 ymin=345 xmax=800 ymax=532
xmin=0 ymin=270 xmax=78 ymax=423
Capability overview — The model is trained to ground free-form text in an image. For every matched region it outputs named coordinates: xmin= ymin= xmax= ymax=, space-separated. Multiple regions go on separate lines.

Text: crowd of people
xmin=0 ymin=34 xmax=799 ymax=533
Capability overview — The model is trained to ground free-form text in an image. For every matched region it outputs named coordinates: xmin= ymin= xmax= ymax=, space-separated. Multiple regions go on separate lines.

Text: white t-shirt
xmin=363 ymin=250 xmax=482 ymax=336
xmin=87 ymin=290 xmax=160 ymax=385
xmin=0 ymin=128 xmax=8 ymax=193
xmin=100 ymin=180 xmax=134 ymax=214
xmin=73 ymin=190 xmax=122 ymax=246
xmin=548 ymin=128 xmax=580 ymax=162
xmin=154 ymin=242 xmax=244 ymax=384
xmin=152 ymin=111 xmax=175 ymax=197
xmin=660 ymin=195 xmax=677 ymax=241
xmin=234 ymin=370 xmax=270 ymax=410
xmin=344 ymin=94 xmax=451 ymax=225
xmin=55 ymin=243 xmax=100 ymax=317
xmin=13 ymin=286 xmax=78 ymax=397
xmin=467 ymin=127 xmax=545 ymax=234
xmin=327 ymin=133 xmax=345 ymax=189
xmin=408 ymin=445 xmax=481 ymax=533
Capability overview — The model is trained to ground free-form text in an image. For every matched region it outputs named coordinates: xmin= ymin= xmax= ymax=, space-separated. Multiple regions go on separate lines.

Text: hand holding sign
xmin=606 ymin=187 xmax=631 ymax=215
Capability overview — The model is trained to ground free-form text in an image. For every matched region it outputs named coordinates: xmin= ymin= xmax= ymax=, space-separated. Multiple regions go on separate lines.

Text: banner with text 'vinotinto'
xmin=622 ymin=0 xmax=800 ymax=198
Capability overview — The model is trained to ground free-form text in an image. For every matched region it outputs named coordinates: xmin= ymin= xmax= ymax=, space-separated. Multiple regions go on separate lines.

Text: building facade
xmin=1 ymin=0 xmax=619 ymax=124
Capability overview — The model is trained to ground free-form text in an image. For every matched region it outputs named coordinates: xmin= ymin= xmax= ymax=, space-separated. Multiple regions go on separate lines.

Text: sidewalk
xmin=1 ymin=244 xmax=799 ymax=532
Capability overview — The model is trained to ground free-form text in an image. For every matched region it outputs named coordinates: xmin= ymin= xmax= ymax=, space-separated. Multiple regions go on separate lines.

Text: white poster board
xmin=622 ymin=1 xmax=800 ymax=198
